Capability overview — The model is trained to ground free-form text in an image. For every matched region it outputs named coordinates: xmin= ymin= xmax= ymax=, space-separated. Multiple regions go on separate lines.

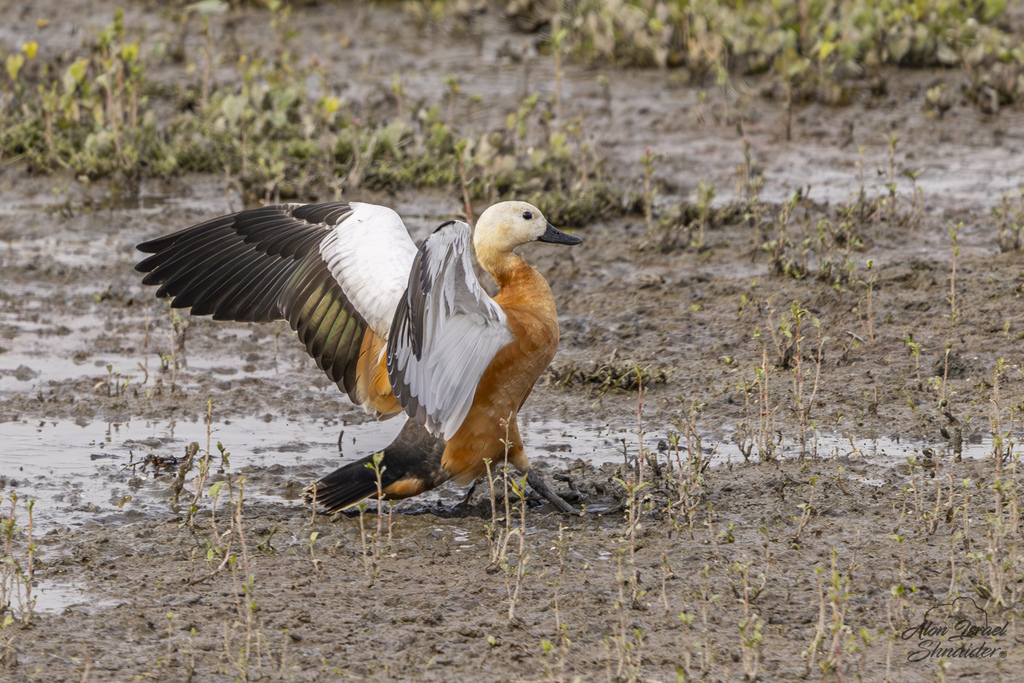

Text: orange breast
xmin=440 ymin=260 xmax=559 ymax=484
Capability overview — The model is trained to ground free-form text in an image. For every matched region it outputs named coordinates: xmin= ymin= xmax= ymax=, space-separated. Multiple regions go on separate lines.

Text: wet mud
xmin=2 ymin=1 xmax=1024 ymax=681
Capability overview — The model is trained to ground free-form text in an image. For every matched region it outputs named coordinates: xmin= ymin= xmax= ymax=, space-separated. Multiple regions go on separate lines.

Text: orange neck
xmin=477 ymin=245 xmax=530 ymax=291
xmin=478 ymin=249 xmax=557 ymax=326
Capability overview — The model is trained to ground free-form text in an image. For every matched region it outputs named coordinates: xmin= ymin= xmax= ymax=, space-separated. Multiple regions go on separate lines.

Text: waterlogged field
xmin=1 ymin=1 xmax=1024 ymax=681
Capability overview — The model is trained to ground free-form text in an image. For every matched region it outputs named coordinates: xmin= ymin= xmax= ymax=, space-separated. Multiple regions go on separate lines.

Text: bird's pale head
xmin=473 ymin=201 xmax=582 ymax=255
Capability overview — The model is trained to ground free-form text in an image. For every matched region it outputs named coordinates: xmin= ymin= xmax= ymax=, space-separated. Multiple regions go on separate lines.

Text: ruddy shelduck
xmin=135 ymin=200 xmax=581 ymax=512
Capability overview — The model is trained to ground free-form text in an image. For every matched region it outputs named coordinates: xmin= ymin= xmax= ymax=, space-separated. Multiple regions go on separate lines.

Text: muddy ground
xmin=2 ymin=1 xmax=1024 ymax=681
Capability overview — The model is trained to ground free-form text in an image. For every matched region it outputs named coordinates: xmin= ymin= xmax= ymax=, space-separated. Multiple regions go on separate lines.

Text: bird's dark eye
xmin=522 ymin=211 xmax=533 ymax=220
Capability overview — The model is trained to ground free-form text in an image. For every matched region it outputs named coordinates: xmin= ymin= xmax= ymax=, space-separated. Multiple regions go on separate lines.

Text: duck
xmin=135 ymin=200 xmax=581 ymax=512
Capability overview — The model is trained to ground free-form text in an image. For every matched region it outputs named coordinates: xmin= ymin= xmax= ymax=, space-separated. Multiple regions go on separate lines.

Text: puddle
xmin=30 ymin=582 xmax=124 ymax=615
xmin=576 ymin=421 xmax=1005 ymax=470
xmin=0 ymin=414 xmax=604 ymax=534
xmin=1 ymin=581 xmax=124 ymax=620
xmin=2 ymin=412 xmax=1007 ymax=535
xmin=0 ymin=416 xmax=361 ymax=532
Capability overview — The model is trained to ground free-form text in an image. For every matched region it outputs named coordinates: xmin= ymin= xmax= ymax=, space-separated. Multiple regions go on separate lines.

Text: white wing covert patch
xmin=387 ymin=221 xmax=514 ymax=440
xmin=319 ymin=202 xmax=419 ymax=340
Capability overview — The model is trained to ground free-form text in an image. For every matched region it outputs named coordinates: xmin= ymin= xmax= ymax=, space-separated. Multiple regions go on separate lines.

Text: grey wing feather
xmin=386 ymin=221 xmax=514 ymax=440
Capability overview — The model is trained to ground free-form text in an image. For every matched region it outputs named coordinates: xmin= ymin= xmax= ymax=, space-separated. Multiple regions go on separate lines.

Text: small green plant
xmin=306 ymin=531 xmax=323 ymax=579
xmin=356 ymin=502 xmax=377 ymax=585
xmin=731 ymin=560 xmax=766 ymax=681
xmin=948 ymin=221 xmax=962 ymax=324
xmin=860 ymin=259 xmax=877 ymax=343
xmin=550 ymin=23 xmax=569 ymax=124
xmin=751 ymin=326 xmax=779 ymax=461
xmin=765 ymin=192 xmax=807 ymax=279
xmin=640 ymin=147 xmax=659 ymax=241
xmin=483 ymin=420 xmax=532 ymax=622
xmin=904 ymin=332 xmax=922 ymax=382
xmin=806 ymin=548 xmax=857 ymax=677
xmin=365 ymin=450 xmax=393 ymax=569
xmin=904 ymin=168 xmax=924 ymax=225
xmin=665 ymin=400 xmax=711 ymax=534
xmin=736 ymin=126 xmax=762 ymax=206
xmin=776 ymin=40 xmax=811 ymax=141
xmin=501 ymin=473 xmax=530 ymax=622
xmin=885 ymin=132 xmax=899 ymax=218
xmin=0 ymin=495 xmax=36 ymax=628
xmin=784 ymin=302 xmax=825 ymax=456
xmin=792 ymin=477 xmax=818 ymax=547
xmin=992 ymin=188 xmax=1024 ymax=252
xmin=692 ymin=180 xmax=716 ymax=250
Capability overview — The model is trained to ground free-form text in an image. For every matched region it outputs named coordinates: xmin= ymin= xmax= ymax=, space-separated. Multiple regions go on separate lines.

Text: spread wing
xmin=135 ymin=201 xmax=417 ymax=417
xmin=316 ymin=203 xmax=420 ymax=340
xmin=386 ymin=221 xmax=515 ymax=440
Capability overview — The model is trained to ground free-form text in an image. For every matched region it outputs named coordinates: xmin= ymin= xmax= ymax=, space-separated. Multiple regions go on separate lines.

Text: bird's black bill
xmin=537 ymin=223 xmax=582 ymax=245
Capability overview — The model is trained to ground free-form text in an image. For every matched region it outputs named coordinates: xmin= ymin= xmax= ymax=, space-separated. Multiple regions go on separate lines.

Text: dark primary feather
xmin=394 ymin=244 xmax=429 ymax=361
xmin=135 ymin=202 xmax=369 ymax=401
xmin=386 ymin=239 xmax=432 ymax=425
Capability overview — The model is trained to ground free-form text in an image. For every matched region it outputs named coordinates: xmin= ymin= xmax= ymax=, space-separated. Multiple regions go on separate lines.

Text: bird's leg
xmin=526 ymin=469 xmax=576 ymax=513
xmin=456 ymin=479 xmax=480 ymax=507
xmin=554 ymin=472 xmax=583 ymax=499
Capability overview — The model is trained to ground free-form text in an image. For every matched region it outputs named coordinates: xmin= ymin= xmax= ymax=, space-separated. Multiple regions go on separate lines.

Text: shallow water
xmin=2 ymin=407 xmax=1002 ymax=537
xmin=0 ymin=414 xmax=598 ymax=532
xmin=32 ymin=581 xmax=124 ymax=616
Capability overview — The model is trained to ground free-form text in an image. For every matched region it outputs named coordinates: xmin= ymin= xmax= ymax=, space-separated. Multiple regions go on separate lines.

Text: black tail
xmin=305 ymin=418 xmax=447 ymax=512
xmin=305 ymin=452 xmax=391 ymax=512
